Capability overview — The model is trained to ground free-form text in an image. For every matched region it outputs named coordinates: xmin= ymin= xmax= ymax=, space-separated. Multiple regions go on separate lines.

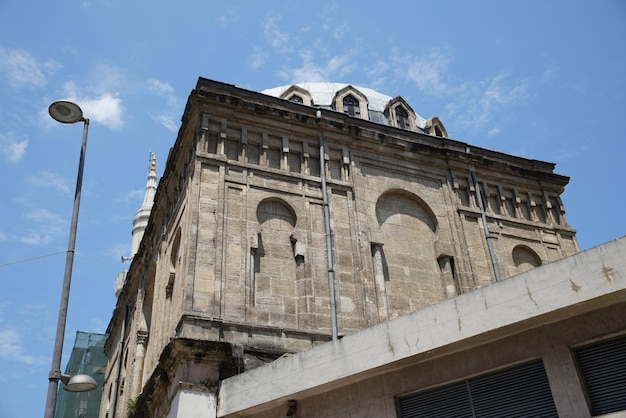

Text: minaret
xmin=131 ymin=153 xmax=158 ymax=257
xmin=115 ymin=153 xmax=158 ymax=297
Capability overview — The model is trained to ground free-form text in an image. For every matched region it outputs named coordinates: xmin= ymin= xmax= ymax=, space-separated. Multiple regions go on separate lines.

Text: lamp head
xmin=60 ymin=374 xmax=98 ymax=392
xmin=49 ymin=100 xmax=84 ymax=124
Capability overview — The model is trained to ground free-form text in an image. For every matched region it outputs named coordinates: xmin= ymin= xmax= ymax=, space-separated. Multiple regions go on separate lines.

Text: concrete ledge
xmin=217 ymin=236 xmax=626 ymax=417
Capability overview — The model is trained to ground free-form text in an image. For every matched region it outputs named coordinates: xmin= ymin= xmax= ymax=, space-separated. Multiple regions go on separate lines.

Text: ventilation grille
xmin=575 ymin=334 xmax=626 ymax=416
xmin=398 ymin=360 xmax=557 ymax=418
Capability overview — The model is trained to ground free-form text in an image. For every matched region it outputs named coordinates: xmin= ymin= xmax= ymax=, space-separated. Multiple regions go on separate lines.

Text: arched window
xmin=342 ymin=94 xmax=361 ymax=117
xmin=279 ymin=85 xmax=313 ymax=106
xmin=425 ymin=116 xmax=449 ymax=138
xmin=395 ymin=106 xmax=409 ymax=129
xmin=385 ymin=97 xmax=417 ymax=130
xmin=334 ymin=86 xmax=368 ymax=120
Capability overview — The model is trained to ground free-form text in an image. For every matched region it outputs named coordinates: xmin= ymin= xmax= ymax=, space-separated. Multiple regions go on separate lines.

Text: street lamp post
xmin=44 ymin=101 xmax=97 ymax=418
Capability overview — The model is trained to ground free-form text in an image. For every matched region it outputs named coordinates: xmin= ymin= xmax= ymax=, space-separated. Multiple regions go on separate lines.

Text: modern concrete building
xmin=98 ymin=78 xmax=625 ymax=418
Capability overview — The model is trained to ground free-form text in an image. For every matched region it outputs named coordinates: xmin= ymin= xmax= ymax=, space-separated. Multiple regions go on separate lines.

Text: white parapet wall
xmin=168 ymin=384 xmax=217 ymax=418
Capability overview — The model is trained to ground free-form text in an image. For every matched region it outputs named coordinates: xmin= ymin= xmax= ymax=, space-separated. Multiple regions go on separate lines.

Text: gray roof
xmin=262 ymin=82 xmax=428 ymax=129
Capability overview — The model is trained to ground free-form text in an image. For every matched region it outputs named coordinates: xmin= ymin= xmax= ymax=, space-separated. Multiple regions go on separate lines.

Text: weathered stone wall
xmin=101 ymin=79 xmax=579 ymax=417
xmin=171 ymin=98 xmax=578 ymax=355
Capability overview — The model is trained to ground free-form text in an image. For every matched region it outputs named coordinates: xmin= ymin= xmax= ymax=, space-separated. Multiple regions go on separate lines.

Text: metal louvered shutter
xmin=470 ymin=360 xmax=557 ymax=418
xmin=575 ymin=334 xmax=626 ymax=416
xmin=398 ymin=381 xmax=473 ymax=418
xmin=397 ymin=360 xmax=557 ymax=418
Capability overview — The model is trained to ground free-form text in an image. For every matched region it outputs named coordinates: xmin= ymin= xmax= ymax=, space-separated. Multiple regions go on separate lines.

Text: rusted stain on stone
xmin=526 ymin=285 xmax=538 ymax=307
xmin=569 ymin=278 xmax=582 ymax=293
xmin=603 ymin=265 xmax=616 ymax=284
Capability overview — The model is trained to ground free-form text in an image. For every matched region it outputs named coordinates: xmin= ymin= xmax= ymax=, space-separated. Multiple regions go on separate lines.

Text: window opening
xmin=395 ymin=106 xmax=409 ymax=128
xmin=343 ymin=95 xmax=361 ymax=117
xmin=575 ymin=334 xmax=626 ymax=415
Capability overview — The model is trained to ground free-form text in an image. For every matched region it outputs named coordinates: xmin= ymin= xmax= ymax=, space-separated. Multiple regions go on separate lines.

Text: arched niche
xmin=376 ymin=189 xmax=438 ymax=233
xmin=373 ymin=190 xmax=443 ymax=316
xmin=512 ymin=245 xmax=542 ymax=274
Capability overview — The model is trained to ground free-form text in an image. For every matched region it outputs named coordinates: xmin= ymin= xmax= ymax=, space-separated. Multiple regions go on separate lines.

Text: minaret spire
xmin=115 ymin=152 xmax=158 ymax=297
xmin=131 ymin=151 xmax=157 ymax=257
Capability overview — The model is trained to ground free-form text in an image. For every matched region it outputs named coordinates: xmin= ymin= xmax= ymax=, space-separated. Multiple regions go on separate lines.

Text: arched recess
xmin=167 ymin=227 xmax=182 ymax=299
xmin=512 ymin=245 xmax=542 ymax=274
xmin=252 ymin=198 xmax=298 ymax=314
xmin=141 ymin=262 xmax=157 ymax=333
xmin=374 ymin=190 xmax=442 ymax=317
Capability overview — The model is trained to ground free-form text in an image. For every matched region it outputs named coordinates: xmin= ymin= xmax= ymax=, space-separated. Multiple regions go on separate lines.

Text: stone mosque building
xmin=98 ymin=78 xmax=626 ymax=418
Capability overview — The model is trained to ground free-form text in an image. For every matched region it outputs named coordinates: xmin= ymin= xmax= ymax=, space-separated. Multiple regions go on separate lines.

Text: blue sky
xmin=1 ymin=1 xmax=625 ymax=417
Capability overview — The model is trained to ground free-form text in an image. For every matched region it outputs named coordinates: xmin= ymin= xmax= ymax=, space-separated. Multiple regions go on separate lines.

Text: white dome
xmin=261 ymin=82 xmax=447 ymax=138
xmin=262 ymin=82 xmax=393 ymax=112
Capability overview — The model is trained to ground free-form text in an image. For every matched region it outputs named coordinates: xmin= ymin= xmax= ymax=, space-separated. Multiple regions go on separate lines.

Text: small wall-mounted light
xmin=286 ymin=399 xmax=297 ymax=417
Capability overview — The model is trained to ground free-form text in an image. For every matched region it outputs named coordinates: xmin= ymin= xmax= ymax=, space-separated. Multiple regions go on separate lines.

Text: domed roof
xmin=262 ymin=82 xmax=393 ymax=113
xmin=261 ymin=82 xmax=448 ymax=138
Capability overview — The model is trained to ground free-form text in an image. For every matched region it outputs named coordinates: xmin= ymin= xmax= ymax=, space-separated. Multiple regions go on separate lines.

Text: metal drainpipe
xmin=471 ymin=170 xmax=501 ymax=282
xmin=317 ymin=110 xmax=338 ymax=340
xmin=110 ymin=304 xmax=127 ymax=417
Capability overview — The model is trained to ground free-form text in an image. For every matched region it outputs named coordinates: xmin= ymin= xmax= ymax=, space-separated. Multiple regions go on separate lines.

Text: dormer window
xmin=334 ymin=86 xmax=369 ymax=121
xmin=289 ymin=95 xmax=304 ymax=104
xmin=385 ymin=97 xmax=419 ymax=131
xmin=395 ymin=106 xmax=409 ymax=129
xmin=342 ymin=95 xmax=361 ymax=118
xmin=424 ymin=116 xmax=448 ymax=138
xmin=279 ymin=85 xmax=314 ymax=106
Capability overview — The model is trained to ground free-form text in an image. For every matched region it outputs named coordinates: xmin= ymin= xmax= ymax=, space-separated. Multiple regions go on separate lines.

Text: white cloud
xmin=263 ymin=15 xmax=292 ymax=53
xmin=19 ymin=209 xmax=66 ymax=245
xmin=148 ymin=79 xmax=174 ymax=96
xmin=0 ymin=46 xmax=59 ymax=89
xmin=446 ymin=71 xmax=529 ymax=131
xmin=483 ymin=70 xmax=529 ymax=105
xmin=278 ymin=50 xmax=354 ymax=83
xmin=149 ymin=112 xmax=179 ymax=132
xmin=487 ymin=127 xmax=501 ymax=137
xmin=0 ymin=131 xmax=28 ymax=163
xmin=81 ymin=93 xmax=124 ymax=128
xmin=61 ymin=81 xmax=125 ymax=130
xmin=0 ymin=329 xmax=45 ymax=365
xmin=318 ymin=4 xmax=350 ymax=40
xmin=396 ymin=49 xmax=449 ymax=95
xmin=147 ymin=78 xmax=181 ymax=132
xmin=250 ymin=47 xmax=269 ymax=69
xmin=556 ymin=144 xmax=591 ymax=161
xmin=26 ymin=171 xmax=71 ymax=196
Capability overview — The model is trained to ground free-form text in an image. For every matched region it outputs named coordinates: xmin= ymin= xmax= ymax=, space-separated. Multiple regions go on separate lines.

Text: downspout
xmin=110 ymin=304 xmax=127 ymax=418
xmin=317 ymin=110 xmax=338 ymax=340
xmin=471 ymin=169 xmax=501 ymax=282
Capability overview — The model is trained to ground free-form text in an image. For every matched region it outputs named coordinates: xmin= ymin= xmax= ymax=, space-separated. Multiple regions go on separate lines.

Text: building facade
xmin=55 ymin=331 xmax=107 ymax=418
xmin=99 ymin=78 xmax=583 ymax=418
